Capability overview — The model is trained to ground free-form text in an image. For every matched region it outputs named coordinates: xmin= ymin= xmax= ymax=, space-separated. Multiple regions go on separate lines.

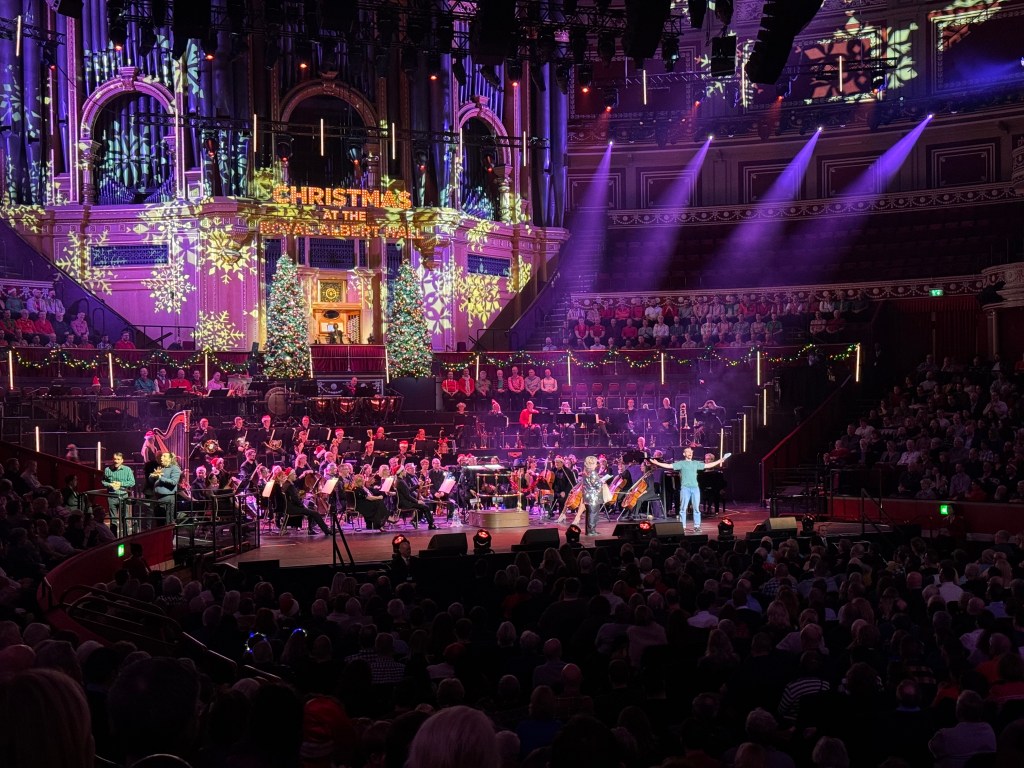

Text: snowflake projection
xmin=458 ymin=273 xmax=503 ymax=328
xmin=511 ymin=256 xmax=533 ymax=293
xmin=416 ymin=258 xmax=455 ymax=335
xmin=351 ymin=268 xmax=376 ymax=316
xmin=195 ymin=310 xmax=245 ymax=351
xmin=199 ymin=216 xmax=255 ymax=283
xmin=466 ymin=218 xmax=498 ymax=253
xmin=832 ymin=14 xmax=920 ymax=94
xmin=57 ymin=230 xmax=116 ymax=295
xmin=142 ymin=258 xmax=194 ymax=314
xmin=928 ymin=0 xmax=1005 ymax=51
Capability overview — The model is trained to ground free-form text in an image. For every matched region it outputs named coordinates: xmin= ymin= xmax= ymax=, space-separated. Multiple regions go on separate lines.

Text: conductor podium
xmin=464 ymin=464 xmax=530 ymax=529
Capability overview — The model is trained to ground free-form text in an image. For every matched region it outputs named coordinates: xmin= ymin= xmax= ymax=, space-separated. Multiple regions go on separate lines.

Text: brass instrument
xmin=201 ymin=439 xmax=222 ymax=455
xmin=263 ymin=429 xmax=284 ymax=454
xmin=236 ymin=433 xmax=249 ymax=452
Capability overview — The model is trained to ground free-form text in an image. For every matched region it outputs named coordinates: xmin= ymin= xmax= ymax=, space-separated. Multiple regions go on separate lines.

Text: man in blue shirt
xmin=151 ymin=452 xmax=182 ymax=524
xmin=651 ymin=447 xmax=730 ymax=532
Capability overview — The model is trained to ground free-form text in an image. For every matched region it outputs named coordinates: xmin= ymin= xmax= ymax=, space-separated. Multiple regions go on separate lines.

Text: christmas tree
xmin=264 ymin=255 xmax=311 ymax=379
xmin=386 ymin=260 xmax=433 ymax=378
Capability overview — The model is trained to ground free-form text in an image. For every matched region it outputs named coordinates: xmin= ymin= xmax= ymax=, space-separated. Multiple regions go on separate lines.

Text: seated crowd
xmin=8 ymin=499 xmax=1024 ymax=766
xmin=824 ymin=352 xmax=1024 ymax=502
xmin=557 ymin=289 xmax=871 ymax=352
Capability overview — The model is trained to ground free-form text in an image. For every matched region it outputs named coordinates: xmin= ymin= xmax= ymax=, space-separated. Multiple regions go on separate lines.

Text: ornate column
xmin=980 ymin=262 xmax=1024 ymax=357
xmin=1013 ymin=138 xmax=1024 ymax=195
xmin=78 ymin=140 xmax=102 ymax=204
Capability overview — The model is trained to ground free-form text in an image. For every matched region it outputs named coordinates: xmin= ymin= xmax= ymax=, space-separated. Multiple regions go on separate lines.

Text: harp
xmin=153 ymin=410 xmax=191 ymax=478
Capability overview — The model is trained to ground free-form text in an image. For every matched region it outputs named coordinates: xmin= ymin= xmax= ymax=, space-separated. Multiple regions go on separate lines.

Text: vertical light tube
xmin=7 ymin=349 xmax=13 ymax=389
xmin=15 ymin=16 xmax=22 ymax=57
xmin=385 ymin=349 xmax=391 ymax=383
xmin=107 ymin=352 xmax=114 ymax=389
xmin=838 ymin=55 xmax=844 ymax=96
xmin=742 ymin=413 xmax=748 ymax=453
xmin=762 ymin=389 xmax=768 ymax=426
xmin=320 ymin=118 xmax=325 ymax=156
xmin=204 ymin=352 xmax=209 ymax=385
xmin=567 ymin=352 xmax=572 ymax=387
xmin=252 ymin=113 xmax=258 ymax=156
xmin=391 ymin=122 xmax=397 ymax=160
xmin=660 ymin=352 xmax=665 ymax=386
xmin=309 ymin=351 xmax=314 ymax=379
xmin=719 ymin=427 xmax=725 ymax=457
xmin=642 ymin=69 xmax=647 ymax=105
xmin=855 ymin=343 xmax=862 ymax=383
xmin=96 ymin=441 xmax=103 ymax=470
xmin=756 ymin=350 xmax=762 ymax=387
xmin=521 ymin=130 xmax=527 ymax=167
xmin=475 ymin=356 xmax=480 ymax=380
xmin=35 ymin=426 xmax=40 ymax=452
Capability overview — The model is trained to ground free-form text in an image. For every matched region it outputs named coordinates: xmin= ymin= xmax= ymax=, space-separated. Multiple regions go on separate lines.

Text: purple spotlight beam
xmin=653 ymin=138 xmax=713 ymax=268
xmin=564 ymin=141 xmax=614 ymax=284
xmin=722 ymin=130 xmax=822 ymax=263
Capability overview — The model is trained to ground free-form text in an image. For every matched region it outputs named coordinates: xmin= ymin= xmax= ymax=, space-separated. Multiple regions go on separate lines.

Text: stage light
xmin=427 ymin=52 xmax=441 ymax=81
xmin=638 ymin=520 xmax=652 ymax=533
xmin=506 ymin=58 xmax=523 ymax=86
xmin=718 ymin=517 xmax=734 ymax=541
xmin=452 ymin=56 xmax=467 ymax=85
xmin=817 ymin=125 xmax=823 ymax=132
xmin=602 ymin=87 xmax=619 ymax=112
xmin=296 ymin=39 xmax=313 ymax=70
xmin=391 ymin=534 xmax=407 ymax=553
xmin=597 ymin=31 xmax=616 ymax=65
xmin=473 ymin=528 xmax=492 ymax=553
xmin=42 ymin=41 xmax=59 ymax=71
xmin=608 ymin=139 xmax=614 ymax=145
xmin=578 ymin=63 xmax=593 ymax=92
xmin=801 ymin=515 xmax=815 ymax=535
xmin=662 ymin=34 xmax=679 ymax=72
xmin=203 ymin=133 xmax=218 ymax=159
xmin=480 ymin=64 xmax=503 ymax=89
xmin=202 ymin=31 xmax=217 ymax=61
xmin=107 ymin=0 xmax=127 ymax=51
xmin=927 ymin=113 xmax=934 ymax=119
xmin=566 ymin=524 xmax=581 ymax=545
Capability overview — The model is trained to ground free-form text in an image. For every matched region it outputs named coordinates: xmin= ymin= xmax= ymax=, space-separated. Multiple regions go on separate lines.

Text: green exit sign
xmin=930 ymin=289 xmax=944 ymax=297
xmin=939 ymin=503 xmax=951 ymax=516
xmin=117 ymin=543 xmax=125 ymax=557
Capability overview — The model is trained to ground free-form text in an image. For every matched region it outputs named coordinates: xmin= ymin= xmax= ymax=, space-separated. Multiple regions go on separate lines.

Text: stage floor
xmin=229 ymin=503 xmax=776 ymax=568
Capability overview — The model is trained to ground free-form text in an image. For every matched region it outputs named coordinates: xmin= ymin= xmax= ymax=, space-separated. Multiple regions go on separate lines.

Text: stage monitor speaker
xmin=613 ymin=523 xmax=640 ymax=538
xmin=46 ymin=0 xmax=83 ymax=17
xmin=425 ymin=532 xmax=467 ymax=555
xmin=516 ymin=528 xmax=560 ymax=548
xmin=654 ymin=522 xmax=687 ymax=539
xmin=766 ymin=516 xmax=798 ymax=535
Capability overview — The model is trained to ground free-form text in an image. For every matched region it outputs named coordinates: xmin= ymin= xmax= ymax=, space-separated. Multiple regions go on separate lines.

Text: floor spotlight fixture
xmin=718 ymin=517 xmax=735 ymax=541
xmin=566 ymin=524 xmax=581 ymax=545
xmin=801 ymin=515 xmax=815 ymax=535
xmin=506 ymin=58 xmax=523 ymax=86
xmin=473 ymin=528 xmax=492 ymax=553
xmin=391 ymin=534 xmax=407 ymax=554
xmin=637 ymin=520 xmax=653 ymax=536
xmin=602 ymin=87 xmax=619 ymax=112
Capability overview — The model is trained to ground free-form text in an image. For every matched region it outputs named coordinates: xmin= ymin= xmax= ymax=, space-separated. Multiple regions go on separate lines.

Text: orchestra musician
xmin=650 ymin=447 xmax=730 ymax=533
xmin=236 ymin=448 xmax=261 ymax=493
xmin=351 ymin=475 xmax=389 ymax=531
xmin=539 ymin=368 xmax=558 ymax=411
xmin=550 ymin=456 xmax=576 ymax=523
xmin=484 ymin=400 xmax=508 ymax=450
xmin=192 ymin=417 xmax=218 ymax=446
xmin=592 ymin=397 xmax=612 ymax=447
xmin=507 ymin=366 xmax=525 ymax=409
xmin=554 ymin=401 xmax=575 ymax=448
xmin=140 ymin=430 xmax=161 ymax=464
xmin=279 ymin=469 xmax=332 ymax=536
xmin=657 ymin=397 xmax=677 ymax=442
xmin=396 ymin=464 xmax=437 ymax=529
xmin=227 ymin=416 xmax=250 ymax=454
xmin=169 ymin=368 xmax=192 ymax=391
xmin=518 ymin=400 xmax=542 ymax=448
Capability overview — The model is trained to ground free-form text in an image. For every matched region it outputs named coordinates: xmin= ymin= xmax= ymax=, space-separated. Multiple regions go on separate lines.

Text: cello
xmin=621 ymin=471 xmax=652 ymax=510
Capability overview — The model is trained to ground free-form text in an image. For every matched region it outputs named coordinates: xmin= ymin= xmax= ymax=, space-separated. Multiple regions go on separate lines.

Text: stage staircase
xmin=0 ymin=218 xmax=155 ymax=348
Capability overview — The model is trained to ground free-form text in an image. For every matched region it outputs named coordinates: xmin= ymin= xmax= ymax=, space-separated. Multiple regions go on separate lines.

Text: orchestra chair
xmin=559 ymin=382 xmax=573 ymax=404
xmin=279 ymin=505 xmax=308 ymax=534
xmin=606 ymin=381 xmax=621 ymax=408
xmin=624 ymin=381 xmax=639 ymax=401
xmin=590 ymin=382 xmax=604 ymax=399
xmin=344 ymin=490 xmax=363 ymax=531
xmin=573 ymin=382 xmax=588 ymax=408
xmin=641 ymin=382 xmax=658 ymax=408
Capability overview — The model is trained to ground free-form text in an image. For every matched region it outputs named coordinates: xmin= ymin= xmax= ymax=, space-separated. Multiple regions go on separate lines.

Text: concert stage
xmin=229 ymin=503 xmax=783 ymax=568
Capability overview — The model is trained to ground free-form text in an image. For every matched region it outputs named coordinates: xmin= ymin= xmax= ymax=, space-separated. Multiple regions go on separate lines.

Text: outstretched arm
xmin=649 ymin=459 xmax=674 ymax=470
xmin=705 ymin=453 xmax=732 ymax=469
